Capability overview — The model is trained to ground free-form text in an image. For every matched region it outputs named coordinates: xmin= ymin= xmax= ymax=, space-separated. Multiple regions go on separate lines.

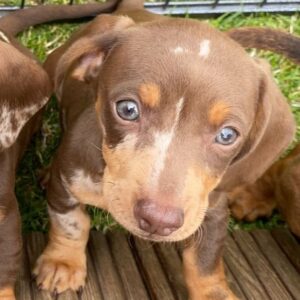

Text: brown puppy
xmin=34 ymin=0 xmax=297 ymax=298
xmin=0 ymin=2 xmax=120 ymax=299
xmin=228 ymin=143 xmax=300 ymax=237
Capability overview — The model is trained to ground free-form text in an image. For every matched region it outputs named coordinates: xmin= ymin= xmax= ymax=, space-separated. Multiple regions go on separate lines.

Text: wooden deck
xmin=16 ymin=229 xmax=300 ymax=300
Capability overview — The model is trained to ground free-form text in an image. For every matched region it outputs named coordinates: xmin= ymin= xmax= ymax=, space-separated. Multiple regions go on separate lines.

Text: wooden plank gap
xmin=232 ymin=231 xmax=291 ymax=300
xmin=271 ymin=229 xmax=300 ymax=273
xmin=223 ymin=259 xmax=247 ymax=300
xmin=106 ymin=231 xmax=150 ymax=300
xmin=153 ymin=243 xmax=188 ymax=300
xmin=88 ymin=231 xmax=126 ymax=300
xmin=251 ymin=230 xmax=300 ymax=299
xmin=224 ymin=234 xmax=270 ymax=299
xmin=131 ymin=236 xmax=176 ymax=299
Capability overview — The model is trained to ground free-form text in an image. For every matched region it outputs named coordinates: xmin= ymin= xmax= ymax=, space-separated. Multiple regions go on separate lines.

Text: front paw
xmin=228 ymin=186 xmax=275 ymax=221
xmin=33 ymin=253 xmax=86 ymax=295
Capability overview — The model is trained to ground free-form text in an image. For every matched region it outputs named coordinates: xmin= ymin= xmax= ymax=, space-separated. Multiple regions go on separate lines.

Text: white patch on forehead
xmin=151 ymin=98 xmax=184 ymax=187
xmin=199 ymin=39 xmax=210 ymax=58
xmin=170 ymin=46 xmax=189 ymax=55
xmin=0 ymin=31 xmax=10 ymax=44
xmin=0 ymin=97 xmax=49 ymax=149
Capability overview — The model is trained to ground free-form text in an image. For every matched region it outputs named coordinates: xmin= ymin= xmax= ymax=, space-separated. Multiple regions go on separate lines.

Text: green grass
xmin=12 ymin=10 xmax=300 ymax=232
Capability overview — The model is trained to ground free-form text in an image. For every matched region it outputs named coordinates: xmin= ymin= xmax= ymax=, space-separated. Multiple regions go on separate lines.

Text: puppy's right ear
xmin=55 ymin=15 xmax=134 ymax=95
xmin=0 ymin=41 xmax=50 ymax=151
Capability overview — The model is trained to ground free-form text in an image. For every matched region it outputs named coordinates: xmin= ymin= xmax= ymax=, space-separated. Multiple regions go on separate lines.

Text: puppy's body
xmin=36 ymin=0 xmax=297 ymax=298
xmin=0 ymin=2 xmax=121 ymax=298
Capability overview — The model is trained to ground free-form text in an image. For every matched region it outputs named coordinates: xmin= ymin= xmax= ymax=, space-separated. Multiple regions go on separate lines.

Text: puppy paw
xmin=228 ymin=186 xmax=276 ymax=221
xmin=33 ymin=253 xmax=86 ymax=294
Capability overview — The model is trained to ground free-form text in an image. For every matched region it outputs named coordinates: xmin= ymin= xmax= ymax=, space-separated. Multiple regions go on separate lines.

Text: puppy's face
xmin=68 ymin=18 xmax=268 ymax=242
xmin=88 ymin=19 xmax=263 ymax=242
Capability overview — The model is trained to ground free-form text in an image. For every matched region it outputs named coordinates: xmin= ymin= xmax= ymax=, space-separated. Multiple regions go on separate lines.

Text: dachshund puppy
xmin=34 ymin=0 xmax=298 ymax=298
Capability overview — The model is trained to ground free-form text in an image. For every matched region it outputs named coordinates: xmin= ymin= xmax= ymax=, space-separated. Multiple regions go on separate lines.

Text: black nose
xmin=134 ymin=199 xmax=184 ymax=236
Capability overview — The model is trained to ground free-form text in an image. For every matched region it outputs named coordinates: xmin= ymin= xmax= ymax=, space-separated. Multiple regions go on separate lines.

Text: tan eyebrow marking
xmin=208 ymin=101 xmax=230 ymax=126
xmin=139 ymin=83 xmax=161 ymax=108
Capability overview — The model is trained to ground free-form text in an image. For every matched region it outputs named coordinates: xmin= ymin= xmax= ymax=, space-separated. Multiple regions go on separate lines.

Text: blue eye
xmin=116 ymin=100 xmax=139 ymax=121
xmin=215 ymin=127 xmax=238 ymax=145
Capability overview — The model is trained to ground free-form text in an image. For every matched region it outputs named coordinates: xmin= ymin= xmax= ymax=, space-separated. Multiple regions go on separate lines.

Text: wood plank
xmin=223 ymin=261 xmax=246 ymax=300
xmin=251 ymin=230 xmax=300 ymax=299
xmin=154 ymin=243 xmax=188 ymax=300
xmin=133 ymin=237 xmax=176 ymax=300
xmin=271 ymin=228 xmax=300 ymax=272
xmin=15 ymin=238 xmax=32 ymax=300
xmin=26 ymin=232 xmax=78 ymax=300
xmin=26 ymin=233 xmax=53 ymax=300
xmin=107 ymin=231 xmax=149 ymax=300
xmin=232 ymin=230 xmax=292 ymax=300
xmin=224 ymin=235 xmax=269 ymax=299
xmin=80 ymin=249 xmax=104 ymax=300
xmin=89 ymin=231 xmax=126 ymax=300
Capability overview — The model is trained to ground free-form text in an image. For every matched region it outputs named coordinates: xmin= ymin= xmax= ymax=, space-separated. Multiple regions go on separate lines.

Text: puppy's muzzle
xmin=134 ymin=199 xmax=184 ymax=236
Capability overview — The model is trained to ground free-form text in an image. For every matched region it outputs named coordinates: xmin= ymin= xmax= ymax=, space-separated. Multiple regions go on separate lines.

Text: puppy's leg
xmin=0 ymin=194 xmax=21 ymax=300
xmin=227 ymin=183 xmax=276 ymax=221
xmin=228 ymin=145 xmax=300 ymax=222
xmin=183 ymin=193 xmax=237 ymax=300
xmin=0 ymin=149 xmax=22 ymax=300
xmin=227 ymin=161 xmax=280 ymax=221
xmin=34 ymin=165 xmax=90 ymax=294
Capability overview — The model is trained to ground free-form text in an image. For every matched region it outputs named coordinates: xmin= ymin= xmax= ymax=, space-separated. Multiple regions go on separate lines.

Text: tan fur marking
xmin=208 ymin=101 xmax=230 ymax=126
xmin=183 ymin=246 xmax=237 ymax=300
xmin=0 ymin=286 xmax=15 ymax=300
xmin=0 ymin=206 xmax=5 ymax=223
xmin=139 ymin=83 xmax=161 ymax=108
xmin=34 ymin=206 xmax=90 ymax=293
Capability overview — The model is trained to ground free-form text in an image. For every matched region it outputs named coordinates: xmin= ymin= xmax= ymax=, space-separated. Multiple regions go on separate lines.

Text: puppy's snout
xmin=134 ymin=199 xmax=184 ymax=236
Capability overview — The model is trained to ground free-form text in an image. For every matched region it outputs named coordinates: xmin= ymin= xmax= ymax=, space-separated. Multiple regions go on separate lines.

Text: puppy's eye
xmin=215 ymin=127 xmax=238 ymax=145
xmin=116 ymin=100 xmax=139 ymax=121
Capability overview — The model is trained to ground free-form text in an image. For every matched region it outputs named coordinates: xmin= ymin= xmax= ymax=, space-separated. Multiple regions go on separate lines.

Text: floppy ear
xmin=0 ymin=41 xmax=50 ymax=151
xmin=54 ymin=14 xmax=135 ymax=98
xmin=218 ymin=59 xmax=296 ymax=191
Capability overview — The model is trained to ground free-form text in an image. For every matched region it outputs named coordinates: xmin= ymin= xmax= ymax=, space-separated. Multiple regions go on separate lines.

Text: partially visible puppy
xmin=228 ymin=144 xmax=300 ymax=237
xmin=0 ymin=2 xmax=120 ymax=299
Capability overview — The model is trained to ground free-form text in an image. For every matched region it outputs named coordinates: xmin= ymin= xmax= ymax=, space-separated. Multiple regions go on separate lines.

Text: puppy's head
xmin=58 ymin=16 xmax=295 ymax=241
xmin=0 ymin=33 xmax=51 ymax=151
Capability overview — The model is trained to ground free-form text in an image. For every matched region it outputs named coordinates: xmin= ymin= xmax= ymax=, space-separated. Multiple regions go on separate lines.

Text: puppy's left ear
xmin=0 ymin=42 xmax=50 ymax=151
xmin=54 ymin=15 xmax=135 ymax=96
xmin=218 ymin=59 xmax=296 ymax=191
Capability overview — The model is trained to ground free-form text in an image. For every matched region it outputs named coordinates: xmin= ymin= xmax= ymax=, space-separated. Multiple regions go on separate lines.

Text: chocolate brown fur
xmin=36 ymin=0 xmax=298 ymax=298
xmin=0 ymin=2 xmax=122 ymax=298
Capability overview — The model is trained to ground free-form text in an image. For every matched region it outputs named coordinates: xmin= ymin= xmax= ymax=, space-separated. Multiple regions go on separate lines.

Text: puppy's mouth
xmin=107 ymin=198 xmax=208 ymax=242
